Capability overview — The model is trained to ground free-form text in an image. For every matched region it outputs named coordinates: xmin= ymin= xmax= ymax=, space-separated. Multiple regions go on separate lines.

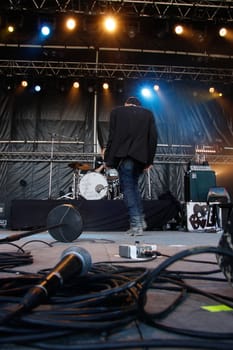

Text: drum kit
xmin=63 ymin=162 xmax=122 ymax=200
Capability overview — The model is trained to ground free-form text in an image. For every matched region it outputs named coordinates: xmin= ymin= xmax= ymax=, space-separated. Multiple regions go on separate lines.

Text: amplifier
xmin=184 ymin=170 xmax=216 ymax=202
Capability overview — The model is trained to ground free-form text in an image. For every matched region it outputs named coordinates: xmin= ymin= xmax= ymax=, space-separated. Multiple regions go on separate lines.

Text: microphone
xmin=17 ymin=246 xmax=92 ymax=313
xmin=0 ymin=204 xmax=83 ymax=244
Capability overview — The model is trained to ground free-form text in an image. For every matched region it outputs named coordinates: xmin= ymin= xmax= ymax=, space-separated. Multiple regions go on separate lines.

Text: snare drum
xmin=79 ymin=172 xmax=108 ymax=200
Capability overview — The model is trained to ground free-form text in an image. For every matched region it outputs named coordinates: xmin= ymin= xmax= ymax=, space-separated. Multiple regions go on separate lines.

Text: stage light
xmin=103 ymin=82 xmax=109 ymax=90
xmin=41 ymin=25 xmax=51 ymax=36
xmin=103 ymin=16 xmax=117 ymax=32
xmin=66 ymin=17 xmax=76 ymax=31
xmin=128 ymin=26 xmax=136 ymax=38
xmin=21 ymin=80 xmax=28 ymax=87
xmin=127 ymin=22 xmax=140 ymax=39
xmin=141 ymin=87 xmax=152 ymax=98
xmin=7 ymin=25 xmax=15 ymax=33
xmin=116 ymin=78 xmax=124 ymax=93
xmin=209 ymin=87 xmax=215 ymax=94
xmin=153 ymin=84 xmax=159 ymax=92
xmin=219 ymin=27 xmax=227 ymax=37
xmin=88 ymin=86 xmax=94 ymax=93
xmin=34 ymin=85 xmax=41 ymax=92
xmin=73 ymin=81 xmax=79 ymax=89
xmin=174 ymin=25 xmax=184 ymax=35
xmin=5 ymin=79 xmax=13 ymax=91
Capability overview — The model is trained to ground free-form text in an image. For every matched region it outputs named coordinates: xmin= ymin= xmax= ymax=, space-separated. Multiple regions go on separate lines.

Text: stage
xmin=0 ymin=226 xmax=232 ymax=350
xmin=10 ymin=198 xmax=181 ymax=231
xmin=4 ymin=197 xmax=232 ymax=350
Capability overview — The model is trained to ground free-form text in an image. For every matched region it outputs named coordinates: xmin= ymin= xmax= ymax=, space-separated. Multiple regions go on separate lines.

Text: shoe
xmin=126 ymin=227 xmax=144 ymax=236
xmin=134 ymin=230 xmax=143 ymax=236
xmin=142 ymin=219 xmax=147 ymax=230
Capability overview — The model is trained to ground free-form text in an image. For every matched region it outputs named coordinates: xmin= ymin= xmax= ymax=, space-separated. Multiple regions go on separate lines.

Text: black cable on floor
xmin=0 ymin=246 xmax=232 ymax=349
xmin=138 ymin=246 xmax=233 ymax=340
xmin=0 ymin=251 xmax=33 ymax=269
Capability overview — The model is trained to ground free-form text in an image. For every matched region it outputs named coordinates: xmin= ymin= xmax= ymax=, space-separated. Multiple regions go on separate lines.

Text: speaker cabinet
xmin=184 ymin=170 xmax=216 ymax=202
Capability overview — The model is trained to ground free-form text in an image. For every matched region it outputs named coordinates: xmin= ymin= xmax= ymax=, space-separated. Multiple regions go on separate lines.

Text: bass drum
xmin=79 ymin=172 xmax=108 ymax=200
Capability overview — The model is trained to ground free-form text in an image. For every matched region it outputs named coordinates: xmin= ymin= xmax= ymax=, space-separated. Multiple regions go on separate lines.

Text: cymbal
xmin=68 ymin=162 xmax=91 ymax=171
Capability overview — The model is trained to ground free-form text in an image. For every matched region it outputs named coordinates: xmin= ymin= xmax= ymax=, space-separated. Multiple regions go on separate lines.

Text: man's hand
xmin=144 ymin=165 xmax=153 ymax=171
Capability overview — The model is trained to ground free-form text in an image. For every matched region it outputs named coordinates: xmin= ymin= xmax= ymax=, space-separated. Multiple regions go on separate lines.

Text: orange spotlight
xmin=66 ymin=17 xmax=77 ymax=31
xmin=7 ymin=25 xmax=15 ymax=33
xmin=209 ymin=87 xmax=215 ymax=94
xmin=21 ymin=80 xmax=28 ymax=87
xmin=103 ymin=16 xmax=117 ymax=32
xmin=103 ymin=82 xmax=109 ymax=90
xmin=219 ymin=27 xmax=227 ymax=37
xmin=174 ymin=25 xmax=184 ymax=35
xmin=73 ymin=81 xmax=79 ymax=89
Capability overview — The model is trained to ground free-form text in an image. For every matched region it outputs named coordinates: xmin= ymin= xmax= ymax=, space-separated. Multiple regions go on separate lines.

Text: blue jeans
xmin=118 ymin=158 xmax=144 ymax=228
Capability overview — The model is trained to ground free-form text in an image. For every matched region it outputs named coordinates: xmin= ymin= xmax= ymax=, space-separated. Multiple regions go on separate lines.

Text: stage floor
xmin=0 ymin=227 xmax=232 ymax=350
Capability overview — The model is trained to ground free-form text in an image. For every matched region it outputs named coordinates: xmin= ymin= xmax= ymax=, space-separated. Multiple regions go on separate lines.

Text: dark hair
xmin=125 ymin=96 xmax=141 ymax=106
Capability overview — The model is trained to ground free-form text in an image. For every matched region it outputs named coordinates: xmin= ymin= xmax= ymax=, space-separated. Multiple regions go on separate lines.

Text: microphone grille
xmin=61 ymin=246 xmax=92 ymax=276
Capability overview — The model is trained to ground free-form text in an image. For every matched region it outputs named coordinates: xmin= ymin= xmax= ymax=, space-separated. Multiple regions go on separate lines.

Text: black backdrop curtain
xmin=0 ymin=82 xmax=233 ymax=224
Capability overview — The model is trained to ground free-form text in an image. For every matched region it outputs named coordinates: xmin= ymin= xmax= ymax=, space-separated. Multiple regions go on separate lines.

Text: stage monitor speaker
xmin=184 ymin=170 xmax=216 ymax=202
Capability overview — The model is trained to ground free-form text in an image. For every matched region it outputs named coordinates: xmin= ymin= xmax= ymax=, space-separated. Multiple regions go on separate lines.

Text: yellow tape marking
xmin=201 ymin=305 xmax=233 ymax=312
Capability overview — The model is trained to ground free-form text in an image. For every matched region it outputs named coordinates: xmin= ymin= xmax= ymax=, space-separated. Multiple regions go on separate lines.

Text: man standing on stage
xmin=104 ymin=96 xmax=158 ymax=236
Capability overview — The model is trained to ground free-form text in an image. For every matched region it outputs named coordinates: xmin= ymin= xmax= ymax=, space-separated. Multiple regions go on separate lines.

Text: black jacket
xmin=104 ymin=105 xmax=158 ymax=168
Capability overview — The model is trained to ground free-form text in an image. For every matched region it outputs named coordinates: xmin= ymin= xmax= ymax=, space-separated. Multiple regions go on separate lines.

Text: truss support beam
xmin=0 ymin=58 xmax=232 ymax=83
xmin=1 ymin=1 xmax=233 ymax=22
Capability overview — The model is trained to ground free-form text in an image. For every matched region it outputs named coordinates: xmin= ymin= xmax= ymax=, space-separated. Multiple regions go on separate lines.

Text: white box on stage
xmin=186 ymin=202 xmax=222 ymax=232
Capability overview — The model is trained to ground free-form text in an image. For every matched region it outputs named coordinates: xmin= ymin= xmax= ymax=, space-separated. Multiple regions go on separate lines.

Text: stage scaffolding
xmin=1 ymin=141 xmax=233 ymax=165
xmin=0 ymin=54 xmax=232 ymax=83
xmin=1 ymin=1 xmax=233 ymax=23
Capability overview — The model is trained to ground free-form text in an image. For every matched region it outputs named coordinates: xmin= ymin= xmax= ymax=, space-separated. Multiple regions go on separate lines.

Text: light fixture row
xmin=174 ymin=24 xmax=230 ymax=38
xmin=5 ymin=16 xmax=120 ymax=36
xmin=18 ymin=80 xmax=223 ymax=97
xmin=19 ymin=81 xmax=160 ymax=93
xmin=5 ymin=16 xmax=231 ymax=39
xmin=19 ymin=80 xmax=109 ymax=91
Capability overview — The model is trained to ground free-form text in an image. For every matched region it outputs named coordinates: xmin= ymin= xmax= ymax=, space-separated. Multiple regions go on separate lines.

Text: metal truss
xmin=1 ymin=57 xmax=233 ymax=83
xmin=1 ymin=152 xmax=233 ymax=164
xmin=1 ymin=138 xmax=233 ymax=164
xmin=0 ymin=151 xmax=96 ymax=163
xmin=1 ymin=3 xmax=232 ymax=84
xmin=1 ymin=1 xmax=233 ymax=22
xmin=1 ymin=150 xmax=233 ymax=164
xmin=156 ymin=153 xmax=233 ymax=164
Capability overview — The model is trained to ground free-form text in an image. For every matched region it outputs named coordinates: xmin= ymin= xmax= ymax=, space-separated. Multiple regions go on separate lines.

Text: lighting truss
xmin=1 ymin=2 xmax=233 ymax=84
xmin=1 ymin=151 xmax=233 ymax=164
xmin=1 ymin=1 xmax=233 ymax=22
xmin=0 ymin=58 xmax=232 ymax=83
xmin=1 ymin=141 xmax=233 ymax=164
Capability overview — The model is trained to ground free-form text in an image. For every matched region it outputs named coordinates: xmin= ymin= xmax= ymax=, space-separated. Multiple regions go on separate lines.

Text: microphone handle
xmin=21 ymin=253 xmax=83 ymax=310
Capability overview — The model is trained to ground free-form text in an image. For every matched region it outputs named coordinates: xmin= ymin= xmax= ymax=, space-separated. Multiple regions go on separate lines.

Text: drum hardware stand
xmin=105 ymin=169 xmax=122 ymax=200
xmin=58 ymin=162 xmax=91 ymax=200
xmin=147 ymin=168 xmax=152 ymax=200
xmin=58 ymin=169 xmax=81 ymax=199
xmin=48 ymin=133 xmax=55 ymax=199
xmin=47 ymin=133 xmax=84 ymax=199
